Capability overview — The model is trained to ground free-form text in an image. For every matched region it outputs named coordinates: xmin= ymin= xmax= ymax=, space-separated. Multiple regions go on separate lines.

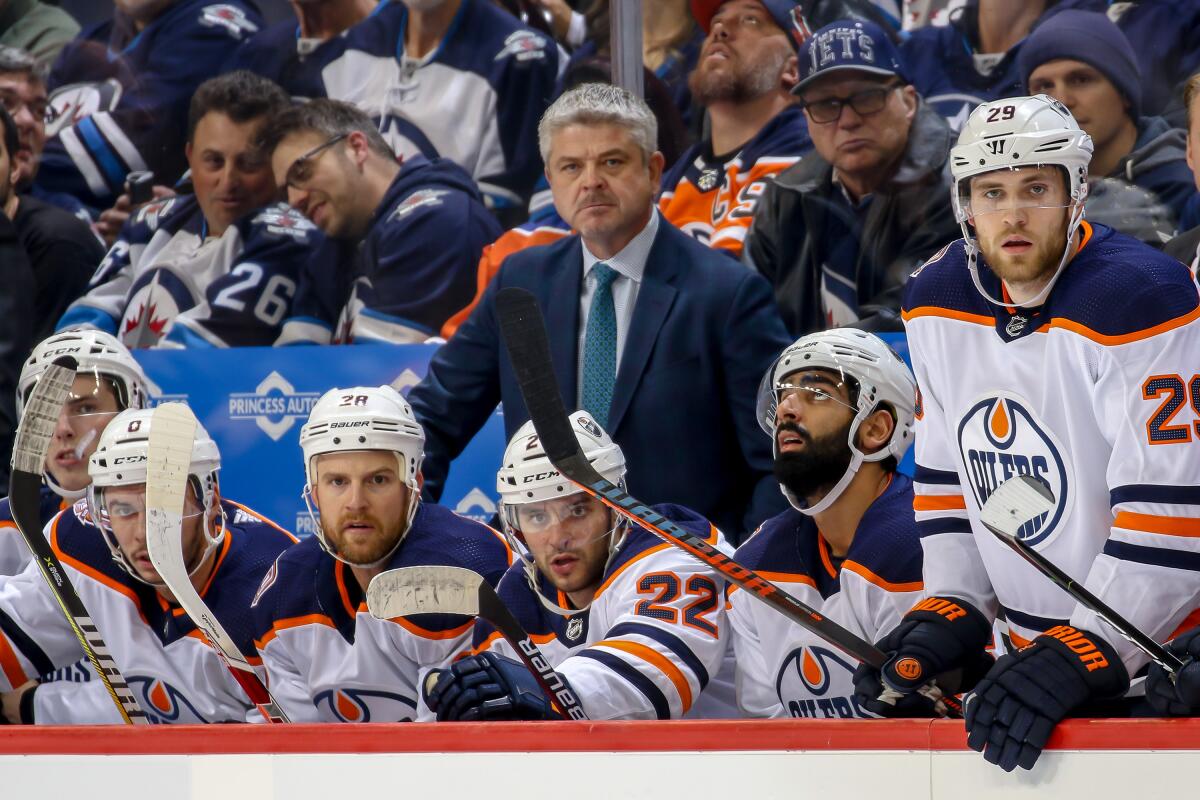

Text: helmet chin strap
xmin=966 ymin=201 xmax=1085 ymax=310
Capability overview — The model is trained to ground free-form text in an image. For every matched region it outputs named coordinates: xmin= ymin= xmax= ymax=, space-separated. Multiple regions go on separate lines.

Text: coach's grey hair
xmin=537 ymin=83 xmax=658 ymax=164
xmin=0 ymin=46 xmax=43 ymax=82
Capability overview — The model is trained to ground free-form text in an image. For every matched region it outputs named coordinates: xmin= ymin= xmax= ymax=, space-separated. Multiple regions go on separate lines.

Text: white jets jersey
xmin=0 ymin=498 xmax=297 ymax=723
xmin=474 ymin=505 xmax=737 ymax=721
xmin=903 ymin=221 xmax=1200 ymax=671
xmin=729 ymin=475 xmax=923 ymax=718
xmin=0 ymin=487 xmax=68 ymax=576
xmin=251 ymin=503 xmax=512 ymax=722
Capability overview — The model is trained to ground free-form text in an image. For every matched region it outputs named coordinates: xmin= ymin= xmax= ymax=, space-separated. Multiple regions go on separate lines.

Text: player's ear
xmin=857 ymin=407 xmax=896 ymax=456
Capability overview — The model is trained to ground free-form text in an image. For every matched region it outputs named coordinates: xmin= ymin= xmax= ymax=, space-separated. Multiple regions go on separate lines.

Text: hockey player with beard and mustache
xmin=728 ymin=328 xmax=940 ymax=719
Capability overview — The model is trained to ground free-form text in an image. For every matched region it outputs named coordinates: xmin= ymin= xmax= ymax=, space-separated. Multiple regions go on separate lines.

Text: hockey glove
xmin=852 ymin=596 xmax=994 ymax=717
xmin=965 ymin=625 xmax=1129 ymax=772
xmin=423 ymin=652 xmax=561 ymax=722
xmin=1146 ymin=626 xmax=1200 ymax=717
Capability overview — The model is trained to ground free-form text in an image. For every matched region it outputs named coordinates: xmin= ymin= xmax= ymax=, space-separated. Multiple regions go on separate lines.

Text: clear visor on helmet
xmin=755 ymin=360 xmax=857 ymax=436
xmin=957 ymin=165 xmax=1072 ymax=219
xmin=30 ymin=368 xmax=124 ymax=427
xmin=88 ymin=483 xmax=204 ymax=534
xmin=500 ymin=490 xmax=621 ymax=550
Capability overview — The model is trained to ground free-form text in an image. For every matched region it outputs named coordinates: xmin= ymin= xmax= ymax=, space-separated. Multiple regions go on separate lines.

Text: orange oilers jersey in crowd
xmin=251 ymin=503 xmax=512 ymax=722
xmin=440 ymin=210 xmax=571 ymax=339
xmin=729 ymin=474 xmax=923 ymax=719
xmin=0 ymin=498 xmax=296 ymax=723
xmin=657 ymin=105 xmax=811 ymax=258
xmin=472 ymin=504 xmax=737 ymax=720
xmin=903 ymin=222 xmax=1200 ymax=671
xmin=0 ymin=486 xmax=69 ymax=576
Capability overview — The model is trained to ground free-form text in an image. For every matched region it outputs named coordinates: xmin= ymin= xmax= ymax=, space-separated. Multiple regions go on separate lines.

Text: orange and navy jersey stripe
xmin=658 ymin=105 xmax=810 ymax=259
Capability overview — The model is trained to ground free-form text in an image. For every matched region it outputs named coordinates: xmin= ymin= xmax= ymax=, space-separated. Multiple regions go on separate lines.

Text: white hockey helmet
xmin=86 ymin=406 xmax=224 ymax=585
xmin=19 ymin=329 xmax=152 ymax=500
xmin=757 ymin=328 xmax=917 ymax=515
xmin=299 ymin=386 xmax=425 ymax=565
xmin=950 ymin=94 xmax=1094 ymax=307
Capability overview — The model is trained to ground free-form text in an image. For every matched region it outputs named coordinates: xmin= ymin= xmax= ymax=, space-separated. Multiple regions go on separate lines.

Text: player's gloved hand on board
xmin=423 ymin=651 xmax=561 ymax=721
xmin=852 ymin=596 xmax=994 ymax=717
xmin=965 ymin=625 xmax=1128 ymax=772
xmin=1146 ymin=626 xmax=1200 ymax=716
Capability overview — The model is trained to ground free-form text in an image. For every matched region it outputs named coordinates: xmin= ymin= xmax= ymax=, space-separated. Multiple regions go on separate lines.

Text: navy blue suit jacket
xmin=408 ymin=216 xmax=792 ymax=539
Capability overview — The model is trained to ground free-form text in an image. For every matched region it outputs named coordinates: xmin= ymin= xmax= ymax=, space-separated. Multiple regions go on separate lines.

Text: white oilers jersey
xmin=903 ymin=222 xmax=1200 ymax=671
xmin=0 ymin=487 xmax=68 ymax=576
xmin=320 ymin=0 xmax=560 ymax=209
xmin=57 ymin=196 xmax=342 ymax=349
xmin=473 ymin=505 xmax=737 ymax=720
xmin=0 ymin=498 xmax=296 ymax=723
xmin=251 ymin=503 xmax=512 ymax=722
xmin=729 ymin=475 xmax=923 ymax=718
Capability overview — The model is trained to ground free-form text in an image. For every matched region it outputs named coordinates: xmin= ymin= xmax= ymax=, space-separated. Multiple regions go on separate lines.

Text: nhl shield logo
xmin=697 ymin=168 xmax=719 ymax=191
xmin=956 ymin=393 xmax=1072 ymax=546
xmin=566 ymin=616 xmax=584 ymax=641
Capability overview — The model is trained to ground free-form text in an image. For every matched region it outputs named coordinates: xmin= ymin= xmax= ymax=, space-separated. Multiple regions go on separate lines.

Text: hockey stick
xmin=979 ymin=474 xmax=1186 ymax=678
xmin=8 ymin=356 xmax=148 ymax=724
xmin=145 ymin=402 xmax=290 ymax=723
xmin=494 ymin=287 xmax=962 ymax=716
xmin=367 ymin=565 xmax=588 ymax=720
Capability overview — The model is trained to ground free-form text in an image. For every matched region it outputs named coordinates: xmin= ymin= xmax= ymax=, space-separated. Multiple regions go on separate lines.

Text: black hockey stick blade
xmin=368 ymin=566 xmax=588 ymax=719
xmin=981 ymin=475 xmax=1186 ymax=676
xmin=9 ymin=356 xmax=148 ymax=724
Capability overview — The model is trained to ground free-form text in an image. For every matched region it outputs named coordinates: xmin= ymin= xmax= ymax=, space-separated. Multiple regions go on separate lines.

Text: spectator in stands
xmin=0 ymin=0 xmax=79 ymax=70
xmin=321 ymin=0 xmax=560 ymax=222
xmin=1020 ymin=10 xmax=1197 ymax=247
xmin=408 ymin=83 xmax=791 ymax=541
xmin=0 ymin=104 xmax=102 ymax=342
xmin=902 ymin=0 xmax=1061 ymax=131
xmin=1166 ymin=72 xmax=1200 ymax=273
xmin=58 ymin=71 xmax=342 ymax=350
xmin=225 ymin=0 xmax=384 ymax=101
xmin=0 ymin=101 xmax=32 ymax=493
xmin=744 ymin=19 xmax=958 ymax=336
xmin=262 ymin=98 xmax=499 ymax=344
xmin=35 ymin=0 xmax=263 ymax=214
xmin=659 ymin=0 xmax=811 ymax=258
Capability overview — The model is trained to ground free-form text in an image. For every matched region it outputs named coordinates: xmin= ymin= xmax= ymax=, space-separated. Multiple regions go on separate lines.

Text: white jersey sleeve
xmin=0 ymin=546 xmax=85 ymax=691
xmin=30 ymin=675 xmax=127 ymax=724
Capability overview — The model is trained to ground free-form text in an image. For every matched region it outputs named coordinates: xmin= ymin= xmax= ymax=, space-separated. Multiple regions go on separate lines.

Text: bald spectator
xmin=1021 ymin=9 xmax=1197 ymax=246
xmin=745 ymin=19 xmax=958 ymax=335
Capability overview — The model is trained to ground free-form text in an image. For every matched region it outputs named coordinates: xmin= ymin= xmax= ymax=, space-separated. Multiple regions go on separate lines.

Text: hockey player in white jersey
xmin=0 ymin=329 xmax=151 ymax=576
xmin=853 ymin=95 xmax=1200 ymax=771
xmin=250 ymin=386 xmax=512 ymax=722
xmin=0 ymin=409 xmax=297 ymax=723
xmin=732 ymin=329 xmax=947 ymax=719
xmin=423 ymin=412 xmax=735 ymax=721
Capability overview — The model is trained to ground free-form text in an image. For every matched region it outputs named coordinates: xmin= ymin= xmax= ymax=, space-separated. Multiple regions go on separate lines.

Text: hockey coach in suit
xmin=409 ymin=83 xmax=791 ymax=541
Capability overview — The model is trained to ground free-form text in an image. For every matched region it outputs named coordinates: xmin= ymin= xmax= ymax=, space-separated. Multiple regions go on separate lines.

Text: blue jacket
xmin=408 ymin=216 xmax=792 ymax=540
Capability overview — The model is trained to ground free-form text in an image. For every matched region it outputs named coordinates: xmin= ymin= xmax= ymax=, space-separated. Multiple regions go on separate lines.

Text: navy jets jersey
xmin=730 ymin=475 xmax=923 ymax=719
xmin=321 ymin=0 xmax=560 ymax=210
xmin=904 ymin=222 xmax=1200 ymax=672
xmin=251 ymin=503 xmax=512 ymax=722
xmin=36 ymin=1 xmax=262 ymax=212
xmin=473 ymin=505 xmax=737 ymax=720
xmin=0 ymin=486 xmax=68 ymax=576
xmin=57 ymin=195 xmax=343 ymax=349
xmin=0 ymin=498 xmax=297 ymax=723
xmin=277 ymin=155 xmax=500 ymax=345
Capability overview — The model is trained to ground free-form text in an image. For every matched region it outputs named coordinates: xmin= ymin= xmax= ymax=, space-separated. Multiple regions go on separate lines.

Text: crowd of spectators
xmin=0 ymin=0 xmax=1197 ymax=528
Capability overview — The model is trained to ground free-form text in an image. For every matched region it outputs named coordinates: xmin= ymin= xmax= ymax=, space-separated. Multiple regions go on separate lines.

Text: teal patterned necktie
xmin=581 ymin=262 xmax=618 ymax=426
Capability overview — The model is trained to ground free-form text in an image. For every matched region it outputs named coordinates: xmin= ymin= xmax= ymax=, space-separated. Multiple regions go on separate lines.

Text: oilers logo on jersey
xmin=956 ymin=393 xmax=1073 ymax=546
xmin=776 ymin=645 xmax=869 ymax=719
xmin=313 ymin=688 xmax=417 ymax=723
xmin=128 ymin=676 xmax=211 ymax=724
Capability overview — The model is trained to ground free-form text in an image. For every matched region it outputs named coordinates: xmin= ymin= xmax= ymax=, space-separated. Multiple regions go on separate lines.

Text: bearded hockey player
xmin=423 ymin=412 xmax=735 ymax=721
xmin=853 ymin=94 xmax=1200 ymax=771
xmin=250 ymin=386 xmax=512 ymax=722
xmin=0 ymin=409 xmax=296 ymax=723
xmin=732 ymin=329 xmax=941 ymax=719
xmin=0 ymin=329 xmax=150 ymax=576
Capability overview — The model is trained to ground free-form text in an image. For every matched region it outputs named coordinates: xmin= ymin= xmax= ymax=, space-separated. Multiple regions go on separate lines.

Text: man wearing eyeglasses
xmin=261 ymin=98 xmax=500 ymax=345
xmin=744 ymin=19 xmax=958 ymax=336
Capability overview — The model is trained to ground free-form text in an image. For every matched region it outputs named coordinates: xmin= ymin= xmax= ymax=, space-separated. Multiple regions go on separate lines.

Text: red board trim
xmin=2 ymin=719 xmax=1200 ymax=756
